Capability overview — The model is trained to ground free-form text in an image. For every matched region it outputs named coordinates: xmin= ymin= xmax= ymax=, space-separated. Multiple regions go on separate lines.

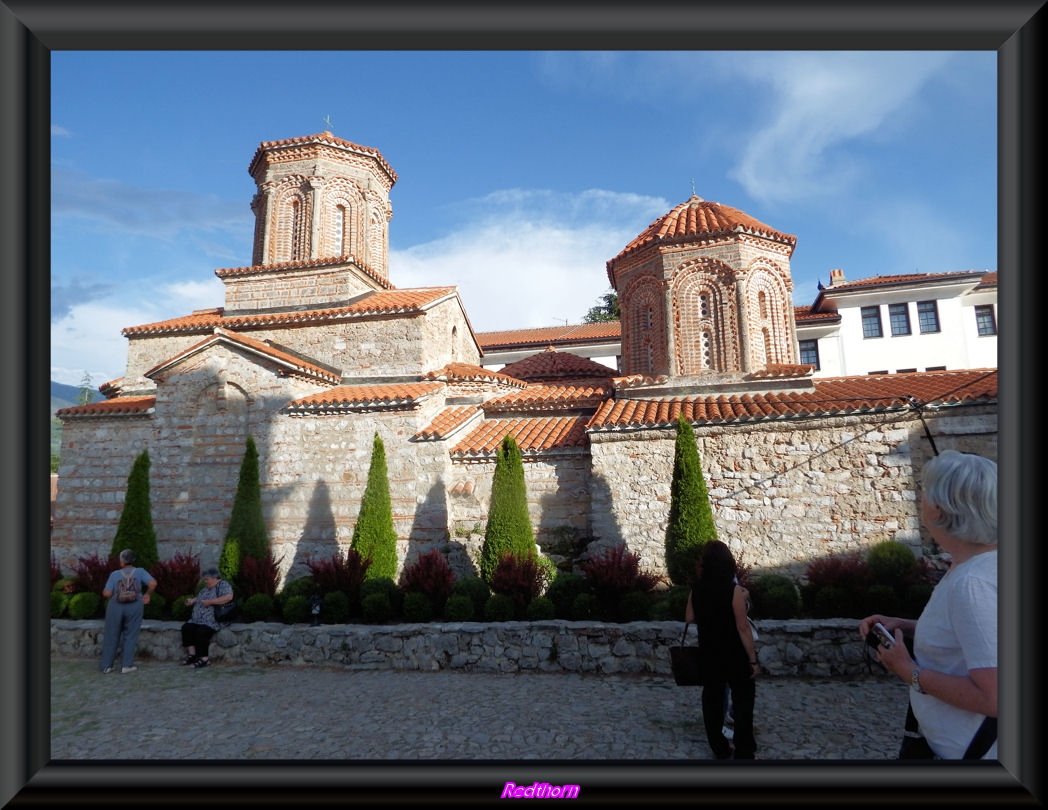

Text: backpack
xmin=115 ymin=569 xmax=140 ymax=603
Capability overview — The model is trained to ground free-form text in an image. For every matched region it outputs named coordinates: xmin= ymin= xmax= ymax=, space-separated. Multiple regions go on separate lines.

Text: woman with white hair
xmin=99 ymin=549 xmax=157 ymax=674
xmin=860 ymin=449 xmax=998 ymax=759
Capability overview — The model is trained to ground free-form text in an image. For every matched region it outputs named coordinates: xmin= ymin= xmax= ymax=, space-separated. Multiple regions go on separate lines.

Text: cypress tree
xmin=110 ymin=449 xmax=159 ymax=570
xmin=351 ymin=432 xmax=398 ymax=580
xmin=221 ymin=435 xmax=268 ymax=580
xmin=665 ymin=415 xmax=718 ymax=587
xmin=480 ymin=434 xmax=536 ymax=583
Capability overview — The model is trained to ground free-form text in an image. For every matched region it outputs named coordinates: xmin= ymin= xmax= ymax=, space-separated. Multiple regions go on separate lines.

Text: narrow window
xmin=861 ymin=306 xmax=883 ymax=338
xmin=799 ymin=339 xmax=820 ymax=370
xmin=975 ymin=304 xmax=997 ymax=336
xmin=925 ymin=365 xmax=946 ymax=371
xmin=758 ymin=290 xmax=768 ymax=319
xmin=896 ymin=368 xmax=917 ymax=374
xmin=889 ymin=303 xmax=911 ymax=336
xmin=917 ymin=300 xmax=940 ymax=333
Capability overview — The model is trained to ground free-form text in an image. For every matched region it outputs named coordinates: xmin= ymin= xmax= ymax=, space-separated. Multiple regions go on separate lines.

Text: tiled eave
xmin=422 ymin=362 xmax=525 ymax=389
xmin=450 ymin=416 xmax=590 ymax=461
xmin=56 ymin=395 xmax=156 ymax=419
xmin=285 ymin=382 xmax=443 ymax=415
xmin=214 ymin=255 xmax=393 ymax=290
xmin=588 ymin=369 xmax=997 ymax=432
xmin=499 ymin=348 xmax=618 ymax=382
xmin=482 ymin=380 xmax=616 ymax=413
xmin=810 ymin=270 xmax=991 ymax=311
xmin=413 ymin=406 xmax=483 ymax=442
xmin=476 ymin=321 xmax=621 ymax=350
xmin=121 ymin=288 xmax=458 ymax=337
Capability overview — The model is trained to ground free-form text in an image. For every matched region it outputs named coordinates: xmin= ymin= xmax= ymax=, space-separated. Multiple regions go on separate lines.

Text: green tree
xmin=221 ymin=435 xmax=268 ymax=580
xmin=77 ymin=371 xmax=94 ymax=406
xmin=480 ymin=434 xmax=537 ymax=583
xmin=110 ymin=449 xmax=159 ymax=571
xmin=582 ymin=291 xmax=620 ymax=323
xmin=351 ymin=432 xmax=398 ymax=580
xmin=664 ymin=415 xmax=718 ymax=587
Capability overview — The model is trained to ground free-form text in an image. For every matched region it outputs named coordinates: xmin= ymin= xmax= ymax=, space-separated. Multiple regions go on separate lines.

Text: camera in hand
xmin=865 ymin=622 xmax=895 ymax=650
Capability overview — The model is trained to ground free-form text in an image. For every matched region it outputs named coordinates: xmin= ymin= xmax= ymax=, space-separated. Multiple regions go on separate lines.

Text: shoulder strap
xmin=963 ymin=716 xmax=997 ymax=759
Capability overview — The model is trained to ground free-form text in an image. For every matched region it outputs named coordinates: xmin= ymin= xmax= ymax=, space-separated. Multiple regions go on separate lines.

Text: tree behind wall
xmin=480 ymin=434 xmax=537 ymax=583
xmin=351 ymin=432 xmax=398 ymax=580
xmin=110 ymin=449 xmax=159 ymax=571
xmin=221 ymin=435 xmax=268 ymax=581
xmin=665 ymin=415 xmax=718 ymax=587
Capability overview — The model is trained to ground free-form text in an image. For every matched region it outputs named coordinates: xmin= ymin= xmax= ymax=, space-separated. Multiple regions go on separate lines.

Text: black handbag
xmin=898 ymin=699 xmax=997 ymax=760
xmin=213 ymin=596 xmax=238 ymax=624
xmin=669 ymin=622 xmax=704 ymax=686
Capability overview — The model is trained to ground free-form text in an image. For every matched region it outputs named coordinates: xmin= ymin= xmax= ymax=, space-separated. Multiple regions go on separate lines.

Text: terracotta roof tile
xmin=413 ymin=406 xmax=483 ymax=441
xmin=122 ymin=288 xmax=458 ymax=336
xmin=476 ymin=321 xmax=621 ymax=349
xmin=146 ymin=327 xmax=342 ymax=384
xmin=823 ymin=270 xmax=986 ymax=292
xmin=248 ymin=132 xmax=397 ymax=184
xmin=794 ymin=305 xmax=840 ymax=323
xmin=214 ymin=255 xmax=392 ymax=289
xmin=285 ymin=382 xmax=442 ymax=413
xmin=588 ymin=369 xmax=996 ymax=431
xmin=55 ymin=395 xmax=156 ymax=419
xmin=499 ymin=348 xmax=618 ymax=382
xmin=450 ymin=416 xmax=590 ymax=458
xmin=608 ymin=195 xmax=796 ymax=274
xmin=483 ymin=380 xmax=616 ymax=413
xmin=421 ymin=362 xmax=525 ymax=388
xmin=745 ymin=363 xmax=815 ymax=380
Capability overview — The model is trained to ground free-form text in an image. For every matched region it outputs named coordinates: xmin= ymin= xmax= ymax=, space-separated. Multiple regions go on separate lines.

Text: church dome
xmin=607 ymin=195 xmax=796 ymax=274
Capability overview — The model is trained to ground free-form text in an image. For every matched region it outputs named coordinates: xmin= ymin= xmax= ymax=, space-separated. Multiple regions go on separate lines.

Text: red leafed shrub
xmin=150 ymin=550 xmax=201 ymax=602
xmin=489 ymin=553 xmax=543 ymax=617
xmin=801 ymin=552 xmax=874 ymax=613
xmin=73 ymin=551 xmax=121 ymax=595
xmin=399 ymin=549 xmax=455 ymax=614
xmin=581 ymin=543 xmax=656 ymax=601
xmin=50 ymin=553 xmax=64 ymax=589
xmin=238 ymin=553 xmax=281 ymax=599
xmin=306 ymin=549 xmax=371 ymax=601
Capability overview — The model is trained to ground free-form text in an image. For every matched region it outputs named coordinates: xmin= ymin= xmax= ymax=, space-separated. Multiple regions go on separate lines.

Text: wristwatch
xmin=911 ymin=667 xmax=924 ymax=694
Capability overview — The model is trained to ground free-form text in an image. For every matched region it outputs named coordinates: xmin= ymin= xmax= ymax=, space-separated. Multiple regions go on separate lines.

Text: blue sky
xmin=50 ymin=50 xmax=996 ymax=388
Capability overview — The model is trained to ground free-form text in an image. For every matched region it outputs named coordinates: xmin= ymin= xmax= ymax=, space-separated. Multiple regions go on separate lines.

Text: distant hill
xmin=51 ymin=380 xmax=102 ymax=415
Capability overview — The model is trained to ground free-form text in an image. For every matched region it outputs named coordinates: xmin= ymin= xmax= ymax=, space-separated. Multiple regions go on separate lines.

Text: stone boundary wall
xmin=51 ymin=618 xmax=889 ymax=679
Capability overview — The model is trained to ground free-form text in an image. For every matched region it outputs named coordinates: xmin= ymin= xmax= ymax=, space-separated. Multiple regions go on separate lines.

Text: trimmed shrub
xmin=618 ymin=590 xmax=653 ymax=622
xmin=866 ymin=541 xmax=918 ymax=592
xmin=68 ymin=591 xmax=101 ymax=620
xmin=53 ymin=577 xmax=79 ymax=595
xmin=351 ymin=433 xmax=399 ymax=581
xmin=450 ymin=576 xmax=490 ymax=618
xmin=73 ymin=552 xmax=119 ymax=596
xmin=321 ymin=591 xmax=351 ymax=624
xmin=361 ymin=592 xmax=393 ymax=623
xmin=150 ymin=550 xmax=201 ymax=603
xmin=651 ymin=584 xmax=691 ymax=621
xmin=443 ymin=594 xmax=475 ymax=622
xmin=580 ymin=543 xmax=657 ymax=617
xmin=483 ymin=593 xmax=516 ymax=622
xmin=402 ymin=591 xmax=434 ymax=623
xmin=218 ymin=538 xmax=240 ymax=585
xmin=282 ymin=594 xmax=310 ymax=624
xmin=306 ymin=550 xmax=371 ymax=607
xmin=802 ymin=553 xmax=873 ymax=613
xmin=241 ymin=592 xmax=275 ymax=623
xmin=525 ymin=595 xmax=556 ymax=621
xmin=50 ymin=591 xmax=68 ymax=618
xmin=902 ymin=582 xmax=934 ymax=618
xmin=110 ymin=449 xmax=159 ymax=571
xmin=399 ymin=549 xmax=455 ymax=615
xmin=749 ymin=574 xmax=802 ymax=620
xmin=225 ymin=436 xmax=269 ymax=563
xmin=237 ymin=552 xmax=281 ymax=600
xmin=170 ymin=594 xmax=194 ymax=622
xmin=545 ymin=573 xmax=590 ymax=620
xmin=570 ymin=592 xmax=601 ymax=621
xmin=812 ymin=585 xmax=858 ymax=619
xmin=143 ymin=592 xmax=166 ymax=620
xmin=489 ymin=553 xmax=545 ymax=618
xmin=359 ymin=577 xmax=403 ymax=616
xmin=665 ymin=415 xmax=718 ymax=587
xmin=480 ymin=434 xmax=537 ymax=583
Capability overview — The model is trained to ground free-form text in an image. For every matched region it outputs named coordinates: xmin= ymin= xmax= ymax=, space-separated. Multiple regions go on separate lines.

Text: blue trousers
xmin=99 ymin=599 xmax=144 ymax=670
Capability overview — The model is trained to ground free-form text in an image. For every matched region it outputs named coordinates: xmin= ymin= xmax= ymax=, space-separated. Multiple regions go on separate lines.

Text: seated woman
xmin=180 ymin=567 xmax=234 ymax=669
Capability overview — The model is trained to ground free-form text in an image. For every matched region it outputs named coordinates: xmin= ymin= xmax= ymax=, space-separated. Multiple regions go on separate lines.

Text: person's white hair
xmin=921 ymin=450 xmax=997 ymax=545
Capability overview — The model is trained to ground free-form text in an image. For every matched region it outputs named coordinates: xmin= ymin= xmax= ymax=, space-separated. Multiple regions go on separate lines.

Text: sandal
xmin=180 ymin=655 xmax=199 ymax=665
xmin=193 ymin=658 xmax=210 ymax=668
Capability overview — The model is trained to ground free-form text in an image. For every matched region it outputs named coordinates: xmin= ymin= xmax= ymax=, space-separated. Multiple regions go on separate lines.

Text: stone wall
xmin=51 ymin=617 xmax=890 ymax=679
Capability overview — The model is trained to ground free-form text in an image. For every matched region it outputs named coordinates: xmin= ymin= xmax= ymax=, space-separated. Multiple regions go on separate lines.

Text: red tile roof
xmin=589 ymin=369 xmax=997 ymax=431
xmin=214 ymin=255 xmax=392 ymax=289
xmin=450 ymin=416 xmax=590 ymax=458
xmin=421 ymin=362 xmax=525 ymax=388
xmin=145 ymin=327 xmax=342 ymax=384
xmin=122 ymin=288 xmax=458 ymax=336
xmin=285 ymin=382 xmax=443 ymax=413
xmin=483 ymin=380 xmax=616 ymax=413
xmin=608 ymin=195 xmax=797 ymax=275
xmin=794 ymin=305 xmax=840 ymax=323
xmin=476 ymin=321 xmax=621 ymax=349
xmin=55 ymin=395 xmax=156 ymax=419
xmin=821 ymin=270 xmax=987 ymax=293
xmin=413 ymin=406 xmax=483 ymax=441
xmin=499 ymin=348 xmax=618 ymax=382
xmin=248 ymin=132 xmax=397 ymax=184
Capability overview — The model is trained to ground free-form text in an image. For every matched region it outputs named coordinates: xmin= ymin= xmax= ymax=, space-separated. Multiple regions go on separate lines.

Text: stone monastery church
xmin=53 ymin=132 xmax=998 ymax=584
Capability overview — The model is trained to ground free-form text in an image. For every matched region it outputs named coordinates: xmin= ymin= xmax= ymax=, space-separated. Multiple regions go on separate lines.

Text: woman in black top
xmin=685 ymin=541 xmax=759 ymax=759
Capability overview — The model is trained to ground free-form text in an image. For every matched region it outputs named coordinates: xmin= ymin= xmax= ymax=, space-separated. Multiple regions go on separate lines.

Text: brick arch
xmin=620 ymin=274 xmax=667 ymax=376
xmin=671 ymin=260 xmax=739 ymax=374
xmin=742 ymin=263 xmax=794 ymax=367
xmin=320 ymin=179 xmax=366 ymax=259
xmin=270 ymin=176 xmax=311 ymax=263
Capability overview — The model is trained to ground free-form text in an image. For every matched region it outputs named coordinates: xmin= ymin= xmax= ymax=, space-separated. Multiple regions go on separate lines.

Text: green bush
xmin=321 ymin=591 xmax=351 ymax=624
xmin=812 ymin=585 xmax=858 ymax=619
xmin=866 ymin=541 xmax=917 ymax=591
xmin=749 ymin=574 xmax=801 ymax=619
xmin=241 ymin=592 xmax=275 ymax=622
xmin=570 ymin=592 xmax=601 ymax=621
xmin=651 ymin=584 xmax=690 ymax=621
xmin=361 ymin=592 xmax=392 ymax=623
xmin=402 ymin=591 xmax=434 ymax=623
xmin=143 ymin=593 xmax=166 ymax=620
xmin=53 ymin=577 xmax=79 ymax=595
xmin=360 ymin=577 xmax=402 ymax=616
xmin=862 ymin=583 xmax=901 ymax=617
xmin=525 ymin=595 xmax=556 ymax=621
xmin=480 ymin=435 xmax=537 ymax=583
xmin=351 ymin=433 xmax=399 ymax=581
xmin=277 ymin=576 xmax=319 ymax=617
xmin=282 ymin=594 xmax=310 ymax=624
xmin=483 ymin=593 xmax=516 ymax=622
xmin=618 ymin=590 xmax=653 ymax=622
xmin=170 ymin=594 xmax=194 ymax=622
xmin=443 ymin=594 xmax=474 ymax=622
xmin=50 ymin=591 xmax=68 ymax=618
xmin=68 ymin=591 xmax=101 ymax=620
xmin=902 ymin=582 xmax=934 ymax=618
xmin=545 ymin=572 xmax=590 ymax=619
xmin=665 ymin=415 xmax=718 ymax=587
xmin=450 ymin=576 xmax=490 ymax=617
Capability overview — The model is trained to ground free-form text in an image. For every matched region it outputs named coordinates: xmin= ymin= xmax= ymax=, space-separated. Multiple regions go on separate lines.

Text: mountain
xmin=51 ymin=380 xmax=102 ymax=415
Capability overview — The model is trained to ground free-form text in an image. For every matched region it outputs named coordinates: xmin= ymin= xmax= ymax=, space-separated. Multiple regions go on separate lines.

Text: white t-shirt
xmin=911 ymin=550 xmax=997 ymax=759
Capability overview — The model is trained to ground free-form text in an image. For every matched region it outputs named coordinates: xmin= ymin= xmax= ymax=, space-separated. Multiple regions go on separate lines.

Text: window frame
xmin=888 ymin=303 xmax=911 ymax=336
xmin=917 ymin=300 xmax=940 ymax=334
xmin=975 ymin=304 xmax=997 ymax=336
xmin=861 ymin=305 xmax=883 ymax=339
xmin=798 ymin=338 xmax=820 ymax=370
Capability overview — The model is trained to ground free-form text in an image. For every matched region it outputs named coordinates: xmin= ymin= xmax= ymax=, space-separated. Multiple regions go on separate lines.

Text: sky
xmin=50 ymin=50 xmax=997 ymax=388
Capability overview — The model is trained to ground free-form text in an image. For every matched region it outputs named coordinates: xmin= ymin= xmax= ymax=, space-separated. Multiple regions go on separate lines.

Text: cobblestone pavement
xmin=51 ymin=655 xmax=909 ymax=762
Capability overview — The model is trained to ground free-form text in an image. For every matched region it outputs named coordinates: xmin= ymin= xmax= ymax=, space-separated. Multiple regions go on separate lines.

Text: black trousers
xmin=180 ymin=622 xmax=216 ymax=657
xmin=701 ymin=670 xmax=756 ymax=759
